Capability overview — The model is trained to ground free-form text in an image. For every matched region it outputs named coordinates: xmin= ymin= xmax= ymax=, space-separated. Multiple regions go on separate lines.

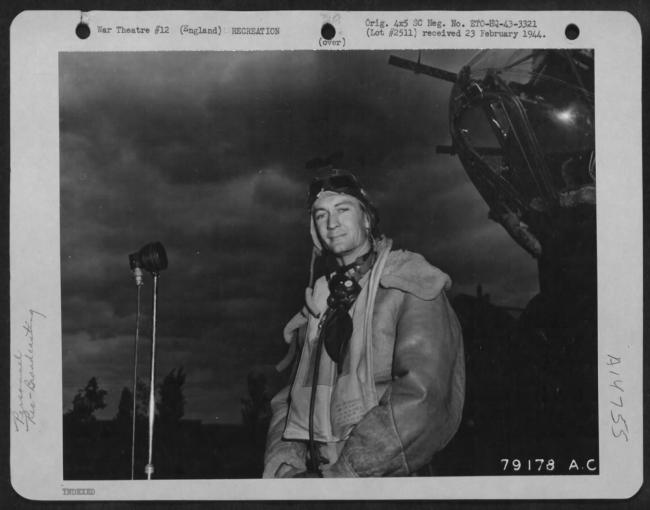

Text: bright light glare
xmin=555 ymin=108 xmax=575 ymax=123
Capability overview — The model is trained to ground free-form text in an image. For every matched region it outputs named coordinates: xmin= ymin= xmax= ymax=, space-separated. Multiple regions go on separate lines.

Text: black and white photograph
xmin=58 ymin=48 xmax=598 ymax=480
xmin=8 ymin=9 xmax=644 ymax=501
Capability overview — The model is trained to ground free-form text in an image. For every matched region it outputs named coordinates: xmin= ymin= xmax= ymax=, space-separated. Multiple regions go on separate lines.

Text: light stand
xmin=128 ymin=241 xmax=168 ymax=480
xmin=145 ymin=272 xmax=159 ymax=480
xmin=130 ymin=268 xmax=143 ymax=480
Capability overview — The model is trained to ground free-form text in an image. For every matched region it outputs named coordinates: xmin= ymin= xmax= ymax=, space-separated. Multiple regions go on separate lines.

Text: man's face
xmin=312 ymin=191 xmax=371 ymax=265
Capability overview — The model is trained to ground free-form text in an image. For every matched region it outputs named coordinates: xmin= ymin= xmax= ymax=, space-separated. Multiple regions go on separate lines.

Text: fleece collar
xmin=379 ymin=245 xmax=452 ymax=301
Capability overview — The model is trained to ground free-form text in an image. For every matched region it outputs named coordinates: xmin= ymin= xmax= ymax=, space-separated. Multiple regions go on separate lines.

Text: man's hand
xmin=283 ymin=310 xmax=308 ymax=344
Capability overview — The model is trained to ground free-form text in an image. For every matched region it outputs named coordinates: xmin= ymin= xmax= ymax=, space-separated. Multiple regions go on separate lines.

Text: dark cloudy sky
xmin=59 ymin=50 xmax=537 ymax=423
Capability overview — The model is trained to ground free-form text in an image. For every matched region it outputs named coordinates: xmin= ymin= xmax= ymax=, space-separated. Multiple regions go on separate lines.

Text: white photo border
xmin=9 ymin=9 xmax=643 ymax=500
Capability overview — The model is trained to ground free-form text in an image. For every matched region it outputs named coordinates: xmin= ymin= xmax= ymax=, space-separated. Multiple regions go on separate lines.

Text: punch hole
xmin=321 ymin=23 xmax=336 ymax=40
xmin=76 ymin=23 xmax=90 ymax=39
xmin=565 ymin=23 xmax=579 ymax=40
xmin=76 ymin=12 xmax=90 ymax=39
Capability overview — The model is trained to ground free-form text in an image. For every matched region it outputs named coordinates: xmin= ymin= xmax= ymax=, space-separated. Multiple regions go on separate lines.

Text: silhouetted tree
xmin=241 ymin=365 xmax=283 ymax=445
xmin=115 ymin=387 xmax=133 ymax=425
xmin=157 ymin=367 xmax=186 ymax=425
xmin=65 ymin=377 xmax=107 ymax=424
